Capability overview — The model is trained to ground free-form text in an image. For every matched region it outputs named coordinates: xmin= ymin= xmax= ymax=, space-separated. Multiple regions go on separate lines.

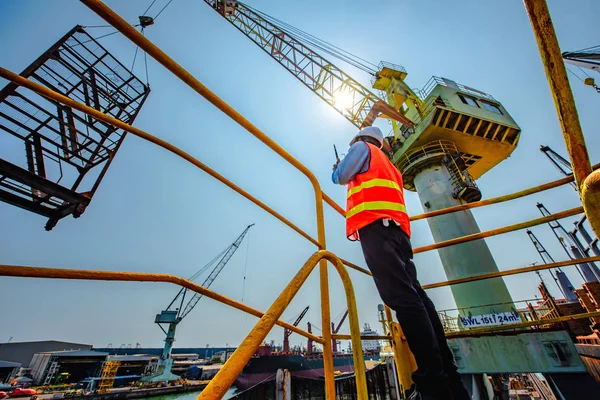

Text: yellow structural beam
xmin=411 ymin=165 xmax=598 ymax=222
xmin=423 ymin=256 xmax=600 ymax=290
xmin=323 ymin=162 xmax=599 ymax=226
xmin=414 ymin=206 xmax=582 ymax=254
xmin=523 ymin=0 xmax=600 ymax=238
xmin=0 ymin=264 xmax=323 ymax=344
xmin=0 ymin=68 xmax=320 ymax=249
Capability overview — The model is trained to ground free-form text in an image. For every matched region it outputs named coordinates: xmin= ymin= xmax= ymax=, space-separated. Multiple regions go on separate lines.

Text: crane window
xmin=481 ymin=101 xmax=503 ymax=115
xmin=458 ymin=94 xmax=479 ymax=108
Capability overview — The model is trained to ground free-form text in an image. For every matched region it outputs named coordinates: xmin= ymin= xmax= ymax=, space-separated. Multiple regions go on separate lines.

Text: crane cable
xmin=569 ymin=44 xmax=600 ymax=54
xmin=166 ymin=246 xmax=228 ymax=310
xmin=129 ymin=0 xmax=178 ymax=85
xmin=251 ymin=8 xmax=377 ymax=74
xmin=240 ymin=2 xmax=378 ymax=75
xmin=241 ymin=227 xmax=251 ymax=303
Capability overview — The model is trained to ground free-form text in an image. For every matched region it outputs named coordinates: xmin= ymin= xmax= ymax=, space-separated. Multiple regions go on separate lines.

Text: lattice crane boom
xmin=179 ymin=223 xmax=254 ymax=319
xmin=540 ymin=145 xmax=577 ymax=190
xmin=332 ymin=310 xmax=348 ymax=333
xmin=283 ymin=305 xmax=309 ymax=352
xmin=284 ymin=306 xmax=310 ymax=340
xmin=145 ymin=224 xmax=254 ymax=382
xmin=203 ymin=0 xmax=414 ymax=130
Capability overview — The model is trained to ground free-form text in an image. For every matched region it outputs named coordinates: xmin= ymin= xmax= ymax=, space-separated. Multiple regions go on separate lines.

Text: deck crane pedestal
xmin=282 ymin=306 xmax=309 ymax=353
xmin=142 ymin=224 xmax=254 ymax=382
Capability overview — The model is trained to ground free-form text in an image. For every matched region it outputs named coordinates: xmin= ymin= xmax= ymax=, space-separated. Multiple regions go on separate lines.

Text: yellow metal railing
xmin=437 ymin=298 xmax=561 ymax=334
xmin=1 ymin=0 xmax=599 ymax=399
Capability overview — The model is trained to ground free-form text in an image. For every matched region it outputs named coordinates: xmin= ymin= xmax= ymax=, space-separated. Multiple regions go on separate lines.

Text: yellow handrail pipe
xmin=422 ymin=256 xmax=600 ymax=289
xmin=198 ymin=250 xmax=368 ymax=400
xmin=414 ymin=206 xmax=583 ymax=254
xmin=0 ymin=264 xmax=322 ymax=343
xmin=0 ymin=68 xmax=319 ymax=248
xmin=411 ymin=165 xmax=598 ymax=222
xmin=446 ymin=310 xmax=600 ymax=338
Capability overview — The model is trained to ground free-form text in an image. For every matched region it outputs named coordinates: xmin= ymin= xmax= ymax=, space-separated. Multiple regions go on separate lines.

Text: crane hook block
xmin=139 ymin=16 xmax=155 ymax=28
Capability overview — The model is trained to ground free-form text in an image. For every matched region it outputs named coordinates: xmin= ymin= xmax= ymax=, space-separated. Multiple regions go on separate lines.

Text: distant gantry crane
xmin=143 ymin=224 xmax=254 ymax=382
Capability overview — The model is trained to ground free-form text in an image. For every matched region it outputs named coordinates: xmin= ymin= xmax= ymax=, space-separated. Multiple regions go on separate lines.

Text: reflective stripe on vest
xmin=346 ymin=200 xmax=407 ymax=219
xmin=346 ymin=178 xmax=402 ymax=199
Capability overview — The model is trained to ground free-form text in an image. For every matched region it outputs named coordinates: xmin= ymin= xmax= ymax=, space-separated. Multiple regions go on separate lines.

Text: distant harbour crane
xmin=143 ymin=224 xmax=254 ymax=382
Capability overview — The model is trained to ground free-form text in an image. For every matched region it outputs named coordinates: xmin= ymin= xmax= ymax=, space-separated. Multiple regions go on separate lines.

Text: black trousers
xmin=359 ymin=220 xmax=470 ymax=400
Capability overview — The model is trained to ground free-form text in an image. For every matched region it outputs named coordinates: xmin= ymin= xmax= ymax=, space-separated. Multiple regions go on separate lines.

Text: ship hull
xmin=234 ymin=354 xmax=376 ymax=390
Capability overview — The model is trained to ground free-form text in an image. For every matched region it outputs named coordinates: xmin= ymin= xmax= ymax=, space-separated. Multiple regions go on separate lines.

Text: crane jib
xmin=203 ymin=0 xmax=414 ymax=130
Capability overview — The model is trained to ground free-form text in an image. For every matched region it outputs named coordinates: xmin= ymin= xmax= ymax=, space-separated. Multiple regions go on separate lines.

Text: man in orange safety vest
xmin=332 ymin=126 xmax=469 ymax=400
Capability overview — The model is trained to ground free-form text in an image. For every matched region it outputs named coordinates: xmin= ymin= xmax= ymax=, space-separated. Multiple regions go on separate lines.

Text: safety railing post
xmin=195 ymin=250 xmax=368 ymax=400
xmin=523 ymin=0 xmax=600 ymax=238
xmin=384 ymin=305 xmax=416 ymax=396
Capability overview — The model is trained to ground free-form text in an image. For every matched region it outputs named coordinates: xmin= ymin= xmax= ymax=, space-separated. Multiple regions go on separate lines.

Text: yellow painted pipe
xmin=323 ymin=192 xmax=345 ymax=217
xmin=340 ymin=258 xmax=372 ymax=276
xmin=414 ymin=206 xmax=583 ymax=254
xmin=198 ymin=250 xmax=368 ymax=400
xmin=0 ymin=264 xmax=323 ymax=343
xmin=423 ymin=256 xmax=600 ymax=289
xmin=78 ymin=0 xmax=332 ymax=248
xmin=332 ymin=334 xmax=390 ymax=341
xmin=411 ymin=165 xmax=598 ymax=222
xmin=0 ymin=67 xmax=319 ymax=248
xmin=320 ymin=157 xmax=599 ymax=232
xmin=523 ymin=0 xmax=600 ymax=238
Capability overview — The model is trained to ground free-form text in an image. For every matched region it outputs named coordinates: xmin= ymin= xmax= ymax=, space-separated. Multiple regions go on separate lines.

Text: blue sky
xmin=1 ymin=0 xmax=599 ymax=350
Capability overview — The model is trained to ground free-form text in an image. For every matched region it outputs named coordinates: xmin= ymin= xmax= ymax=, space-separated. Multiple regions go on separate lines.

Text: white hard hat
xmin=350 ymin=126 xmax=384 ymax=148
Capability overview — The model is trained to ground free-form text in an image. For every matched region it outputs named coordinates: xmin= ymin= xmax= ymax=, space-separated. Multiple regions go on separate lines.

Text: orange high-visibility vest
xmin=346 ymin=142 xmax=410 ymax=240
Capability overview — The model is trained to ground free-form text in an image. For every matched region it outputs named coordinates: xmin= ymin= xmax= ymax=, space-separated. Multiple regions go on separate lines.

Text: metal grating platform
xmin=0 ymin=25 xmax=150 ymax=230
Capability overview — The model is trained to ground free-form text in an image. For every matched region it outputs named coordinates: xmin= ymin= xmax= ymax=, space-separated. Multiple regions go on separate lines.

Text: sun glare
xmin=334 ymin=88 xmax=354 ymax=110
